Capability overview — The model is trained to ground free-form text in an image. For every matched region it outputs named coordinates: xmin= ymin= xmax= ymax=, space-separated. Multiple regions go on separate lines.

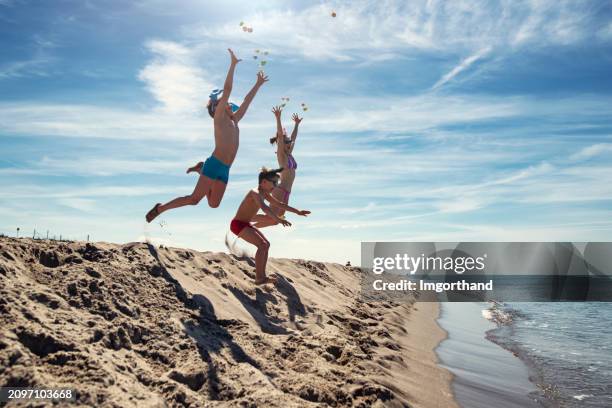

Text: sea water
xmin=486 ymin=302 xmax=612 ymax=407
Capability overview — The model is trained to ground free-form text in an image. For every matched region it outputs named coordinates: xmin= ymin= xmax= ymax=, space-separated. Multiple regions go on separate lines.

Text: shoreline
xmin=436 ymin=302 xmax=540 ymax=408
xmin=485 ymin=325 xmax=552 ymax=406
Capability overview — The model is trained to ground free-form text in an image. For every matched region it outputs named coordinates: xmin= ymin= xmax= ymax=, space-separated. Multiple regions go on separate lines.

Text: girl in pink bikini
xmin=252 ymin=106 xmax=302 ymax=228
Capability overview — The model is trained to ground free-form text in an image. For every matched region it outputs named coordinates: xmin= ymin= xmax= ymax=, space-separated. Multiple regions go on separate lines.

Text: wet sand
xmin=395 ymin=302 xmax=459 ymax=408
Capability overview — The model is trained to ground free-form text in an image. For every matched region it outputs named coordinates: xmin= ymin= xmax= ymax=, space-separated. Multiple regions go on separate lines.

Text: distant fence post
xmin=33 ymin=229 xmax=36 ymax=239
xmin=87 ymin=234 xmax=90 ymax=242
xmin=46 ymin=230 xmax=49 ymax=239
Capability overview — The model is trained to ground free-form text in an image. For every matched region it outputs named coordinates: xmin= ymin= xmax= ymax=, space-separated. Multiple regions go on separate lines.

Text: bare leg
xmin=146 ymin=175 xmax=212 ymax=223
xmin=252 ymin=188 xmax=287 ymax=228
xmin=186 ymin=161 xmax=203 ymax=174
xmin=251 ymin=214 xmax=279 ymax=229
xmin=207 ymin=179 xmax=228 ymax=208
xmin=238 ymin=226 xmax=276 ymax=285
xmin=251 ymin=214 xmax=269 ymax=222
xmin=272 ymin=187 xmax=287 ymax=217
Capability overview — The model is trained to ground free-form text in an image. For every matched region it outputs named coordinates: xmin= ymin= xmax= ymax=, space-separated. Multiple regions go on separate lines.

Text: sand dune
xmin=0 ymin=237 xmax=456 ymax=407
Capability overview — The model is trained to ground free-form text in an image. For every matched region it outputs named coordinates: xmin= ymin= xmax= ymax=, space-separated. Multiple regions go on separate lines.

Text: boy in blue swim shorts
xmin=146 ymin=49 xmax=268 ymax=223
xmin=199 ymin=155 xmax=230 ymax=184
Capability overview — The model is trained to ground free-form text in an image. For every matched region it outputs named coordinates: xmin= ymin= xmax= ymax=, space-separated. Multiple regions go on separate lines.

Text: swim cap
xmin=209 ymin=89 xmax=223 ymax=102
xmin=208 ymin=89 xmax=239 ymax=115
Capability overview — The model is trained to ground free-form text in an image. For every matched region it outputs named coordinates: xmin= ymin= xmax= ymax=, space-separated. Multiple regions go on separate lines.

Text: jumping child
xmin=146 ymin=48 xmax=268 ymax=222
xmin=253 ymin=105 xmax=302 ymax=228
xmin=230 ymin=167 xmax=310 ymax=285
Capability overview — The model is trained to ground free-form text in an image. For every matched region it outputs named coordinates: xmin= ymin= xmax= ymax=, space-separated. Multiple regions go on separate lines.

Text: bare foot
xmin=255 ymin=276 xmax=277 ymax=285
xmin=146 ymin=203 xmax=161 ymax=223
xmin=187 ymin=161 xmax=203 ymax=174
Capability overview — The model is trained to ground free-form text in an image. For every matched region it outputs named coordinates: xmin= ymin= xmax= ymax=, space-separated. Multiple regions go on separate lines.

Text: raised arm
xmin=271 ymin=106 xmax=285 ymax=149
xmin=233 ymin=71 xmax=269 ymax=122
xmin=288 ymin=113 xmax=302 ymax=153
xmin=215 ymin=49 xmax=241 ymax=118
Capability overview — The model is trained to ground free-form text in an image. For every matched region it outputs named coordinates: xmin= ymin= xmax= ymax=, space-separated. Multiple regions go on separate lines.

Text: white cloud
xmin=138 ymin=40 xmax=214 ymax=115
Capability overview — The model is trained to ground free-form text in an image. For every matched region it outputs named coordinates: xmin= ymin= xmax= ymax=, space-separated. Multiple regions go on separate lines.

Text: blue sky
xmin=1 ymin=0 xmax=612 ymax=264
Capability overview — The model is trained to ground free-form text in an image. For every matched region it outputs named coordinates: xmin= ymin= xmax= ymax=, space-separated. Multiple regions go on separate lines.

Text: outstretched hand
xmin=298 ymin=210 xmax=310 ymax=217
xmin=228 ymin=48 xmax=241 ymax=65
xmin=272 ymin=105 xmax=282 ymax=118
xmin=279 ymin=218 xmax=292 ymax=227
xmin=256 ymin=71 xmax=269 ymax=86
xmin=292 ymin=113 xmax=303 ymax=124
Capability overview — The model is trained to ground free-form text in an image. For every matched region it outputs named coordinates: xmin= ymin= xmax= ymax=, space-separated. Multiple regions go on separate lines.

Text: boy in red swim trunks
xmin=231 ymin=167 xmax=310 ymax=285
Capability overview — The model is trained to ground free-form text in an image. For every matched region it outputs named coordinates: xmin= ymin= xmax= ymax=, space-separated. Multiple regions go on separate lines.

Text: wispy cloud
xmin=0 ymin=56 xmax=52 ymax=79
xmin=0 ymin=103 xmax=210 ymax=140
xmin=0 ymin=32 xmax=58 ymax=79
xmin=570 ymin=143 xmax=612 ymax=161
xmin=4 ymin=93 xmax=609 ymax=141
xmin=0 ymin=184 xmax=190 ymax=199
xmin=431 ymin=47 xmax=491 ymax=90
xmin=57 ymin=198 xmax=98 ymax=212
xmin=0 ymin=157 xmax=187 ymax=177
xmin=185 ymin=0 xmax=607 ymax=62
xmin=396 ymin=220 xmax=612 ymax=243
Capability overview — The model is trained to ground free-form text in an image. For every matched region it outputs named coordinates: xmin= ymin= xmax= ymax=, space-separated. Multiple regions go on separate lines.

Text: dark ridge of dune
xmin=0 ymin=237 xmax=451 ymax=407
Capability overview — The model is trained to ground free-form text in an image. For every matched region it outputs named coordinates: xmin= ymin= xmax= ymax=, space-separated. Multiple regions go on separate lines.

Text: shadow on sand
xmin=275 ymin=274 xmax=306 ymax=323
xmin=145 ymin=244 xmax=262 ymax=399
xmin=227 ymin=286 xmax=289 ymax=334
xmin=227 ymin=270 xmax=307 ymax=333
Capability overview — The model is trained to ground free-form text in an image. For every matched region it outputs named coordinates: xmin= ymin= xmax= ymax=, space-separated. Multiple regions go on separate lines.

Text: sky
xmin=1 ymin=0 xmax=612 ymax=264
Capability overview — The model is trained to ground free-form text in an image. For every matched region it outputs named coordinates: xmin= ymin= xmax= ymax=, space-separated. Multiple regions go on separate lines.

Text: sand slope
xmin=0 ymin=237 xmax=456 ymax=407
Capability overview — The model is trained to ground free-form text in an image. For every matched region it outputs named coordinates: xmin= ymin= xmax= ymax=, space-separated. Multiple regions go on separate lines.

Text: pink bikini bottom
xmin=275 ymin=186 xmax=290 ymax=203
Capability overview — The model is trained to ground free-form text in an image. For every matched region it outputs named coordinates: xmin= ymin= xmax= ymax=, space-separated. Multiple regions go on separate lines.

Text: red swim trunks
xmin=230 ymin=219 xmax=250 ymax=236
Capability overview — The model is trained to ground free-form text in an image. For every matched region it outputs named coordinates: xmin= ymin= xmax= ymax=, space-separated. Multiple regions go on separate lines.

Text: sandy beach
xmin=0 ymin=237 xmax=456 ymax=407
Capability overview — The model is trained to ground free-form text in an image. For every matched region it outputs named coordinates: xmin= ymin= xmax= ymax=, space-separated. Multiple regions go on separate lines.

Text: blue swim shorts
xmin=201 ymin=155 xmax=230 ymax=184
